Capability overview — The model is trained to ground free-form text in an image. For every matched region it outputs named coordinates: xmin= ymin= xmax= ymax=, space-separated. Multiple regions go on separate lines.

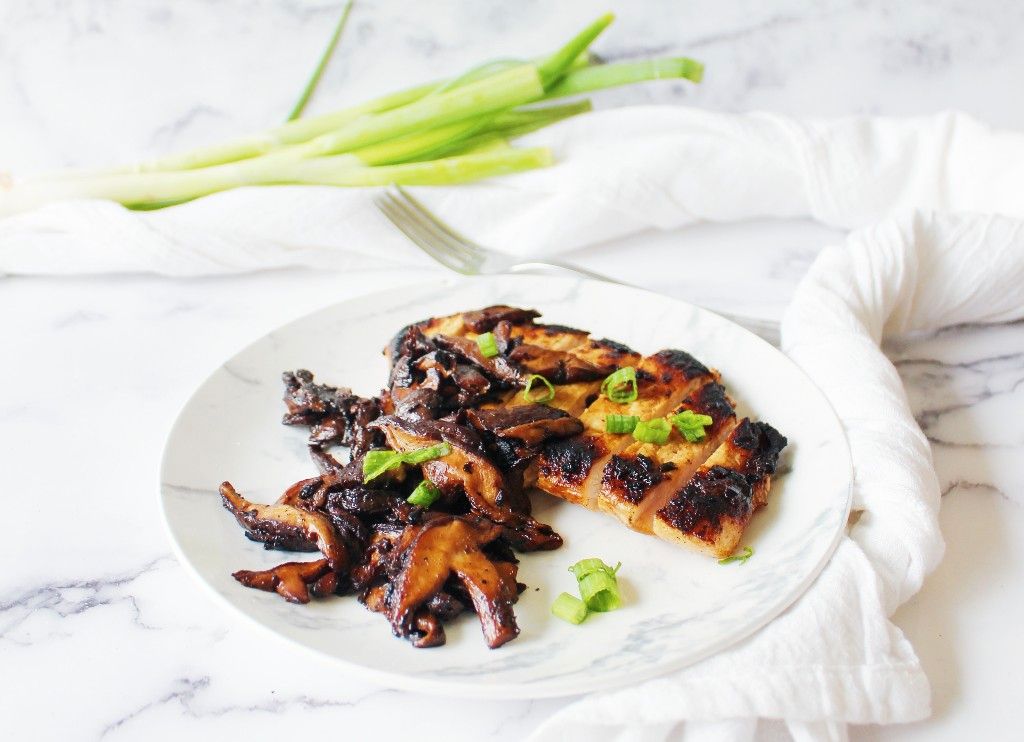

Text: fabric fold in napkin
xmin=3 ymin=108 xmax=1024 ymax=275
xmin=529 ymin=211 xmax=1024 ymax=742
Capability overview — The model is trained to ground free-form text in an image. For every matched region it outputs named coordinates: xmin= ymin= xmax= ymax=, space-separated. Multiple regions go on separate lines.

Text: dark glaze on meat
xmin=601 ymin=454 xmax=664 ymax=505
xmin=653 ymin=418 xmax=787 ymax=555
xmin=539 ymin=435 xmax=608 ymax=489
xmin=657 ymin=467 xmax=755 ymax=543
xmin=685 ymin=382 xmax=735 ymax=428
xmin=648 ymin=349 xmax=711 ymax=383
xmin=731 ymin=420 xmax=788 ymax=484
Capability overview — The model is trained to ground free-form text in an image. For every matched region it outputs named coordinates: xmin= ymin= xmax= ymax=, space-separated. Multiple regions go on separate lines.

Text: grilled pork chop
xmin=383 ymin=306 xmax=787 ymax=559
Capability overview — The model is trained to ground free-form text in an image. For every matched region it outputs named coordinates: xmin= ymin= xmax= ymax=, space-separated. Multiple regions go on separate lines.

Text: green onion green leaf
xmin=632 ymin=418 xmax=671 ymax=445
xmin=285 ymin=1 xmax=354 ymax=121
xmin=551 ymin=592 xmax=589 ymax=624
xmin=475 ymin=331 xmax=499 ymax=358
xmin=362 ymin=442 xmax=452 ymax=483
xmin=605 ymin=414 xmax=639 ymax=434
xmin=407 ymin=479 xmax=442 ymax=508
xmin=718 ymin=546 xmax=754 ymax=565
xmin=669 ymin=410 xmax=715 ymax=442
xmin=523 ymin=374 xmax=556 ymax=404
xmin=601 ymin=367 xmax=638 ymax=404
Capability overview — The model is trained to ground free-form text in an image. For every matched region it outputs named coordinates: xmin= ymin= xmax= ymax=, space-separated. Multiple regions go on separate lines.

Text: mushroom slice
xmin=232 ymin=558 xmax=335 ymax=604
xmin=220 ymin=482 xmax=347 ymax=570
xmin=281 ymin=369 xmax=384 ymax=455
xmin=461 ymin=305 xmax=541 ymax=333
xmin=465 ymin=404 xmax=583 ymax=447
xmin=388 ymin=517 xmax=520 ymax=648
xmin=432 ymin=334 xmax=523 ymax=386
xmin=506 ymin=343 xmax=606 ymax=383
xmin=368 ymin=416 xmax=562 ymax=551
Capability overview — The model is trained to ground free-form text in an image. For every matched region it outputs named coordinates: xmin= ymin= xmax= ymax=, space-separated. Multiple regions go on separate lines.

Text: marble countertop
xmin=2 ymin=1 xmax=1022 ymax=740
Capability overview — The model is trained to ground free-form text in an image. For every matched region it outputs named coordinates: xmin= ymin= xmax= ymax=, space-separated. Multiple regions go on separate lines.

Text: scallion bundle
xmin=0 ymin=13 xmax=703 ymax=216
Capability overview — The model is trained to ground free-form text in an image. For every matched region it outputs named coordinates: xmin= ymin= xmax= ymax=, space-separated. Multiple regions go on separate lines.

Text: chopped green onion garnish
xmin=551 ymin=592 xmax=589 ymax=624
xmin=362 ymin=442 xmax=452 ymax=483
xmin=578 ymin=571 xmax=621 ymax=612
xmin=669 ymin=410 xmax=714 ymax=442
xmin=605 ymin=414 xmax=639 ymax=434
xmin=568 ymin=558 xmax=621 ymax=579
xmin=568 ymin=558 xmax=622 ymax=612
xmin=718 ymin=546 xmax=754 ymax=565
xmin=362 ymin=450 xmax=402 ymax=483
xmin=601 ymin=366 xmax=638 ymax=404
xmin=632 ymin=418 xmax=671 ymax=445
xmin=401 ymin=442 xmax=452 ymax=465
xmin=475 ymin=331 xmax=499 ymax=358
xmin=407 ymin=479 xmax=442 ymax=508
xmin=523 ymin=374 xmax=556 ymax=403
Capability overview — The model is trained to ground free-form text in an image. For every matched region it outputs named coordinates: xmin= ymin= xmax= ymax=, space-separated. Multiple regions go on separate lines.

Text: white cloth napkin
xmin=3 ymin=108 xmax=1024 ymax=275
xmin=531 ymin=210 xmax=1024 ymax=742
xmin=6 ymin=107 xmax=1023 ymax=739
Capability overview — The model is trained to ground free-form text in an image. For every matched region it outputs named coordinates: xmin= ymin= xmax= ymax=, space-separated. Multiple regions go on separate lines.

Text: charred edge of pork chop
xmin=730 ymin=419 xmax=788 ymax=505
xmin=684 ymin=381 xmax=736 ymax=429
xmin=646 ymin=349 xmax=712 ymax=384
xmin=600 ymin=454 xmax=664 ymax=506
xmin=652 ymin=420 xmax=787 ymax=557
xmin=653 ymin=466 xmax=757 ymax=558
xmin=535 ymin=434 xmax=611 ymax=506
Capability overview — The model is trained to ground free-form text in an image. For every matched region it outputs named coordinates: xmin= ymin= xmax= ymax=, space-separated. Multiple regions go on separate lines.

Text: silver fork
xmin=374 ymin=184 xmax=781 ymax=346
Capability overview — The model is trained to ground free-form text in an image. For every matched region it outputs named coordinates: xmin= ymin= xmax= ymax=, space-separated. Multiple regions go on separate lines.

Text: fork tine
xmin=381 ymin=191 xmax=482 ymax=268
xmin=390 ymin=185 xmax=486 ymax=259
xmin=374 ymin=194 xmax=476 ymax=274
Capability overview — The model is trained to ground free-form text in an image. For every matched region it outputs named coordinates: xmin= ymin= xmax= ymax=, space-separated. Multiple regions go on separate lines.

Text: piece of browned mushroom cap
xmin=385 ymin=516 xmax=521 ymax=649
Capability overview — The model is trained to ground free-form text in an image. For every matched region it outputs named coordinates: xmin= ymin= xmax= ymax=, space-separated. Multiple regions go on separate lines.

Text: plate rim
xmin=159 ymin=274 xmax=853 ymax=699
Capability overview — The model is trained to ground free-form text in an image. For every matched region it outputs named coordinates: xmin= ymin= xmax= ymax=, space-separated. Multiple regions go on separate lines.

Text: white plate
xmin=161 ymin=275 xmax=851 ymax=699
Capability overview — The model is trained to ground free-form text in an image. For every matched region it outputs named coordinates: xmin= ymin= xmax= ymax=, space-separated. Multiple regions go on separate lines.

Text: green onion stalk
xmin=0 ymin=14 xmax=706 ymax=216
